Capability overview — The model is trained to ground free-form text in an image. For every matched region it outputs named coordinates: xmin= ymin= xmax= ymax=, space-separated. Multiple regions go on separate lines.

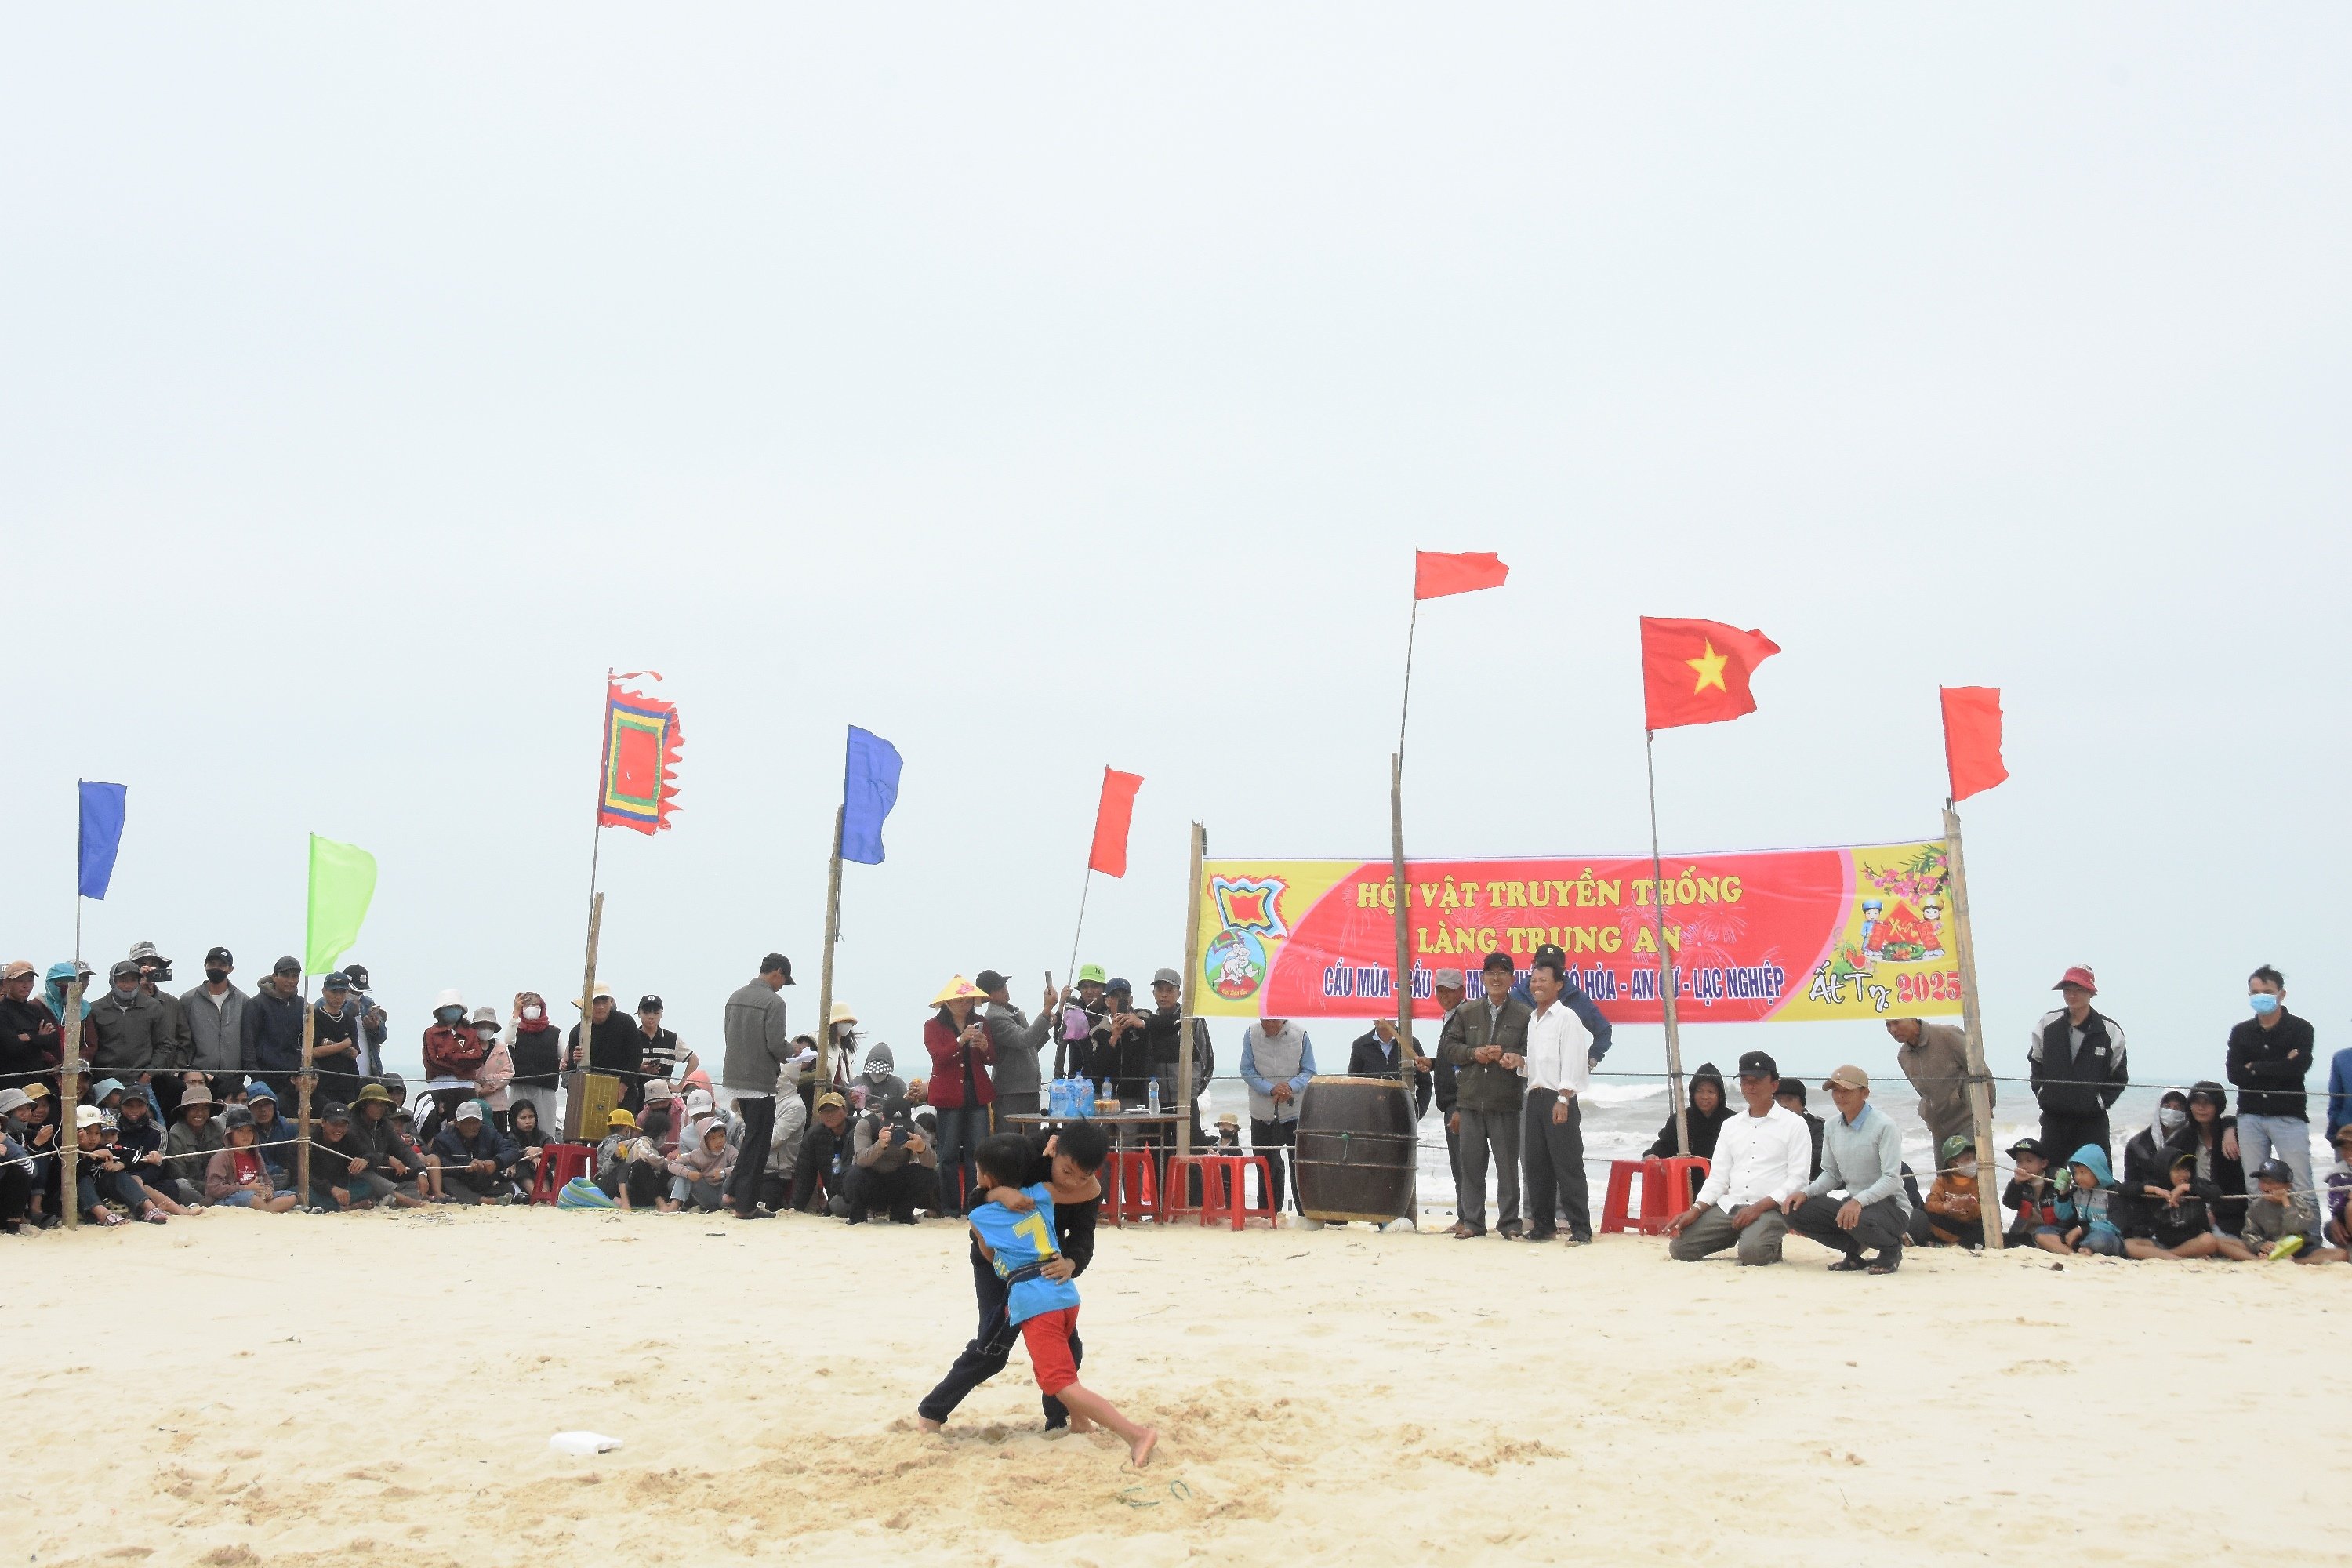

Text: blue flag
xmin=78 ymin=780 xmax=128 ymax=899
xmin=840 ymin=727 xmax=902 ymax=866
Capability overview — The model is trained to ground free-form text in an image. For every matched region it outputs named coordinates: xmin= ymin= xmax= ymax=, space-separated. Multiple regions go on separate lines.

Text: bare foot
xmin=1128 ymin=1427 xmax=1158 ymax=1468
xmin=1068 ymin=1414 xmax=1096 ymax=1434
xmin=916 ymin=1417 xmax=942 ymax=1433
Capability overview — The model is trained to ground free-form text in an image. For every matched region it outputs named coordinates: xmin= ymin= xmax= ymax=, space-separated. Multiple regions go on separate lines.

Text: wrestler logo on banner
xmin=1204 ymin=876 xmax=1288 ymax=1001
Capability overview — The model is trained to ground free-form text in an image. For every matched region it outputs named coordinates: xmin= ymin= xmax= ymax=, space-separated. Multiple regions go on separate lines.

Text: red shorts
xmin=1019 ymin=1307 xmax=1080 ymax=1395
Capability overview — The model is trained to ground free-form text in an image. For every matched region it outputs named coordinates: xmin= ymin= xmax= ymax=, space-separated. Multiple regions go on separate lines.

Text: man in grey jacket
xmin=1784 ymin=1065 xmax=1913 ymax=1274
xmin=720 ymin=953 xmax=793 ymax=1220
xmin=181 ymin=946 xmax=251 ymax=1097
xmin=1886 ymin=1017 xmax=1991 ymax=1153
xmin=976 ymin=968 xmax=1053 ymax=1119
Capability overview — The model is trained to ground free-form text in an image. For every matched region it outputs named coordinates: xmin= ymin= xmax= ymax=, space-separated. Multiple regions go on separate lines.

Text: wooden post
xmin=814 ymin=806 xmax=845 ymax=1094
xmin=1176 ymin=821 xmax=1206 ymax=1160
xmin=59 ymin=979 xmax=83 ymax=1229
xmin=575 ymin=889 xmax=604 ymax=1088
xmin=1942 ymin=804 xmax=2004 ymax=1250
xmin=1388 ymin=753 xmax=1418 ymax=1230
xmin=295 ymin=978 xmax=314 ymax=1203
xmin=1643 ymin=731 xmax=1690 ymax=1156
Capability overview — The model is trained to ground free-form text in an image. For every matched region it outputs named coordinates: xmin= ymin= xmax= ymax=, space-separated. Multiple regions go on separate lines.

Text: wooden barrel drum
xmin=1293 ymin=1074 xmax=1417 ymax=1222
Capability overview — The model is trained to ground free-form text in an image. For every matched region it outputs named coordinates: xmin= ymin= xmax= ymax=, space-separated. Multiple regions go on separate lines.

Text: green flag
xmin=305 ymin=834 xmax=377 ymax=976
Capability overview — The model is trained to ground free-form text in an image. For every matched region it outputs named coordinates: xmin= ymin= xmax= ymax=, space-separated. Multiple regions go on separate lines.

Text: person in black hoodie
xmin=2180 ymin=1081 xmax=2247 ymax=1232
xmin=1646 ymin=1062 xmax=1731 ymax=1162
xmin=2123 ymin=1145 xmax=2252 ymax=1260
xmin=242 ymin=960 xmax=310 ymax=1105
xmin=2120 ymin=1090 xmax=2193 ymax=1195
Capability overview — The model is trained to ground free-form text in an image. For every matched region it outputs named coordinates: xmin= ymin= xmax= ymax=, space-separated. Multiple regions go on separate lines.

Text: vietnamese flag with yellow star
xmin=1639 ymin=616 xmax=1781 ymax=730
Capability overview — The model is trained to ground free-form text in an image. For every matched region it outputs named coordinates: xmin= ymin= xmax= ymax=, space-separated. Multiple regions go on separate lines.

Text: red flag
xmin=1414 ymin=550 xmax=1509 ymax=600
xmin=1940 ymin=686 xmax=2008 ymax=802
xmin=1639 ymin=617 xmax=1780 ymax=730
xmin=1087 ymin=768 xmax=1144 ymax=877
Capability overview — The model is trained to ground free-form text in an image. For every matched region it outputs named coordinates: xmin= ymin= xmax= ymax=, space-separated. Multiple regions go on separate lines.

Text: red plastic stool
xmin=530 ymin=1142 xmax=597 ymax=1205
xmin=1105 ymin=1149 xmax=1160 ymax=1224
xmin=1163 ymin=1155 xmax=1216 ymax=1223
xmin=1211 ymin=1154 xmax=1276 ymax=1229
xmin=1599 ymin=1156 xmax=1711 ymax=1235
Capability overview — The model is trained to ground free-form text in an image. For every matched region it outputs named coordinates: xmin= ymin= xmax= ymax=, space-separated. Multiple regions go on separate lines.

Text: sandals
xmin=1825 ymin=1256 xmax=1868 ymax=1272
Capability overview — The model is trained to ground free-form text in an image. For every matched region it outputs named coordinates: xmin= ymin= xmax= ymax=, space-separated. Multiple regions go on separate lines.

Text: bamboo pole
xmin=1388 ymin=753 xmax=1417 ymax=1229
xmin=1644 ymin=731 xmax=1690 ymax=1156
xmin=1176 ymin=822 xmax=1206 ymax=1160
xmin=295 ymin=977 xmax=314 ymax=1203
xmin=59 ymin=978 xmax=83 ymax=1229
xmin=1943 ymin=804 xmax=2004 ymax=1250
xmin=573 ymin=891 xmax=605 ymax=1129
xmin=814 ymin=805 xmax=845 ymax=1094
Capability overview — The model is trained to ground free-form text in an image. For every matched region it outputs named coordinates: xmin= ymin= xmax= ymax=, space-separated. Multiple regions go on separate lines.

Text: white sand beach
xmin=7 ymin=1208 xmax=2343 ymax=1566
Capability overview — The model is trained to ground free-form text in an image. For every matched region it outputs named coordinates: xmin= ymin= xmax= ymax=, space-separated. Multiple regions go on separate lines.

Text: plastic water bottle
xmin=1147 ymin=1077 xmax=1161 ymax=1115
xmin=1078 ymin=1078 xmax=1096 ymax=1117
xmin=1047 ymin=1078 xmax=1066 ymax=1118
xmin=1098 ymin=1078 xmax=1112 ymax=1112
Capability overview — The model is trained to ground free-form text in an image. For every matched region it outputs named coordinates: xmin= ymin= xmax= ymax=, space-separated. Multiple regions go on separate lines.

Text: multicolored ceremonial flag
xmin=598 ymin=673 xmax=684 ymax=834
xmin=1639 ymin=617 xmax=1781 ymax=731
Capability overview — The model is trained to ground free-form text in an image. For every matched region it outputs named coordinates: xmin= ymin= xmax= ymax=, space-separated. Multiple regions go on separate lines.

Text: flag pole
xmin=815 ymin=804 xmax=845 ymax=1094
xmin=573 ymin=666 xmax=614 ymax=1131
xmin=1063 ymin=867 xmax=1094 ymax=1003
xmin=1388 ymin=581 xmax=1421 ymax=1229
xmin=1943 ymin=802 xmax=2004 ymax=1250
xmin=296 ymin=974 xmax=314 ymax=1203
xmin=61 ymin=864 xmax=82 ymax=1227
xmin=1644 ymin=730 xmax=1690 ymax=1157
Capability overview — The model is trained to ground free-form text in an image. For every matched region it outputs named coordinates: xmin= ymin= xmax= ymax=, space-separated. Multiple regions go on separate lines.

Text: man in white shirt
xmin=1520 ymin=949 xmax=1605 ymax=1243
xmin=1662 ymin=1050 xmax=1813 ymax=1265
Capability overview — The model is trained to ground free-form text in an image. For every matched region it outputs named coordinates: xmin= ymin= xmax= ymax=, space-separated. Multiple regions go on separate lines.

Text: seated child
xmin=1922 ymin=1134 xmax=1985 ymax=1247
xmin=2034 ymin=1145 xmax=2124 ymax=1257
xmin=596 ymin=1107 xmax=670 ymax=1210
xmin=935 ymin=1133 xmax=1154 ymax=1466
xmin=666 ymin=1117 xmax=738 ymax=1213
xmin=74 ymin=1107 xmax=166 ymax=1225
xmin=2243 ymin=1157 xmax=2344 ymax=1262
xmin=2123 ymin=1147 xmax=2251 ymax=1261
xmin=205 ymin=1109 xmax=299 ymax=1212
xmin=2324 ymin=1125 xmax=2352 ymax=1252
xmin=2001 ymin=1138 xmax=2061 ymax=1247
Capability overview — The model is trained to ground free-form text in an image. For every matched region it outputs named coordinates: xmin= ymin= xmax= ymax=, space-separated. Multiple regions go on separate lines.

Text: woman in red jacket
xmin=924 ymin=977 xmax=995 ymax=1212
xmin=419 ymin=989 xmax=485 ymax=1127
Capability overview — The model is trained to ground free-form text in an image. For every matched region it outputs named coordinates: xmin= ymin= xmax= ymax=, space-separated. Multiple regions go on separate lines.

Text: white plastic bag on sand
xmin=549 ymin=1431 xmax=622 ymax=1455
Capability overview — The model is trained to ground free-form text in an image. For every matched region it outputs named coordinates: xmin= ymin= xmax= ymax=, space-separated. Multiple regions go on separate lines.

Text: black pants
xmin=916 ymin=1245 xmax=1080 ymax=1427
xmin=728 ymin=1094 xmax=775 ymax=1216
xmin=840 ymin=1162 xmax=938 ymax=1222
xmin=2038 ymin=1109 xmax=2111 ymax=1167
xmin=1521 ymin=1089 xmax=1590 ymax=1240
xmin=1786 ymin=1192 xmax=1911 ymax=1265
xmin=597 ymin=1161 xmax=665 ymax=1207
xmin=0 ymin=1162 xmax=28 ymax=1228
xmin=1250 ymin=1116 xmax=1298 ymax=1214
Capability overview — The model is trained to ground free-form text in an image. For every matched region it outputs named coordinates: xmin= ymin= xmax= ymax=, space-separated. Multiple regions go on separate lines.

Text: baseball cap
xmin=74 ymin=1104 xmax=104 ymax=1130
xmin=1532 ymin=943 xmax=1567 ymax=971
xmin=1773 ymin=1080 xmax=1807 ymax=1105
xmin=1152 ymin=967 xmax=1181 ymax=990
xmin=204 ymin=946 xmax=234 ymax=966
xmin=2167 ymin=1147 xmax=2198 ymax=1171
xmin=0 ymin=960 xmax=33 ymax=982
xmin=2253 ymin=1158 xmax=2294 ymax=1185
xmin=975 ymin=970 xmax=1010 ymax=994
xmin=2052 ymin=964 xmax=2097 ymax=994
xmin=1105 ymin=976 xmax=1133 ymax=996
xmin=638 ymin=994 xmax=664 ymax=1014
xmin=815 ymin=1092 xmax=847 ymax=1112
xmin=321 ymin=1103 xmax=353 ymax=1124
xmin=2005 ymin=1137 xmax=2048 ymax=1160
xmin=322 ymin=972 xmax=350 ymax=991
xmin=107 ymin=960 xmax=142 ymax=982
xmin=1482 ymin=951 xmax=1515 ymax=975
xmin=1432 ymin=967 xmax=1465 ymax=989
xmin=760 ymin=953 xmax=794 ymax=983
xmin=1939 ymin=1134 xmax=1975 ymax=1162
xmin=343 ymin=964 xmax=371 ymax=990
xmin=1736 ymin=1050 xmax=1778 ymax=1079
xmin=1821 ymin=1065 xmax=1871 ymax=1091
xmin=273 ymin=956 xmax=301 ymax=976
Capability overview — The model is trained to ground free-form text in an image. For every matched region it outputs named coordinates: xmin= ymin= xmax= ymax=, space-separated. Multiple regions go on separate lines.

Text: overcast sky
xmin=5 ymin=8 xmax=2345 ymax=1086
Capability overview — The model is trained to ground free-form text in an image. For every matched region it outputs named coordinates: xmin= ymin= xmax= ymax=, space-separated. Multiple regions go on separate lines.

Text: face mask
xmin=2158 ymin=1107 xmax=2187 ymax=1131
xmin=112 ymin=983 xmax=140 ymax=1004
xmin=1954 ymin=1161 xmax=1976 ymax=1181
xmin=205 ymin=967 xmax=230 ymax=985
xmin=2249 ymin=993 xmax=2279 ymax=1017
xmin=435 ymin=1007 xmax=465 ymax=1026
xmin=523 ymin=1005 xmax=543 ymax=1022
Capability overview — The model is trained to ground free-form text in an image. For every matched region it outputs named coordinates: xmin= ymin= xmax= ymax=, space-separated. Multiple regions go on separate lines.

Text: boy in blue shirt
xmin=957 ymin=1134 xmax=1156 ymax=1466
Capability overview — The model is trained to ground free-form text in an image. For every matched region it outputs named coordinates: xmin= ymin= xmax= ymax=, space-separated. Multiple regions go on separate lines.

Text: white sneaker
xmin=1378 ymin=1217 xmax=1417 ymax=1234
xmin=1280 ymin=1214 xmax=1325 ymax=1231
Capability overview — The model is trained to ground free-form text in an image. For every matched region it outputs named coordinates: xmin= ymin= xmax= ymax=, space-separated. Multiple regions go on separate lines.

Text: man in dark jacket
xmin=720 ymin=954 xmax=793 ymax=1219
xmin=789 ymin=1092 xmax=851 ymax=1212
xmin=1141 ymin=968 xmax=1214 ymax=1149
xmin=243 ymin=960 xmax=310 ymax=1104
xmin=0 ymin=961 xmax=63 ymax=1093
xmin=2227 ymin=964 xmax=2318 ymax=1231
xmin=129 ymin=944 xmax=193 ymax=1119
xmin=1436 ymin=951 xmax=1533 ymax=1238
xmin=2027 ymin=964 xmax=2128 ymax=1162
xmin=977 ymin=969 xmax=1054 ymax=1120
xmin=1348 ymin=1017 xmax=1434 ymax=1119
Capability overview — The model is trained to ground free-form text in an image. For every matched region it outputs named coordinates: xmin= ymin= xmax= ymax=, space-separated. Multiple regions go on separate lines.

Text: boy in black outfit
xmin=917 ymin=1121 xmax=1108 ymax=1432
